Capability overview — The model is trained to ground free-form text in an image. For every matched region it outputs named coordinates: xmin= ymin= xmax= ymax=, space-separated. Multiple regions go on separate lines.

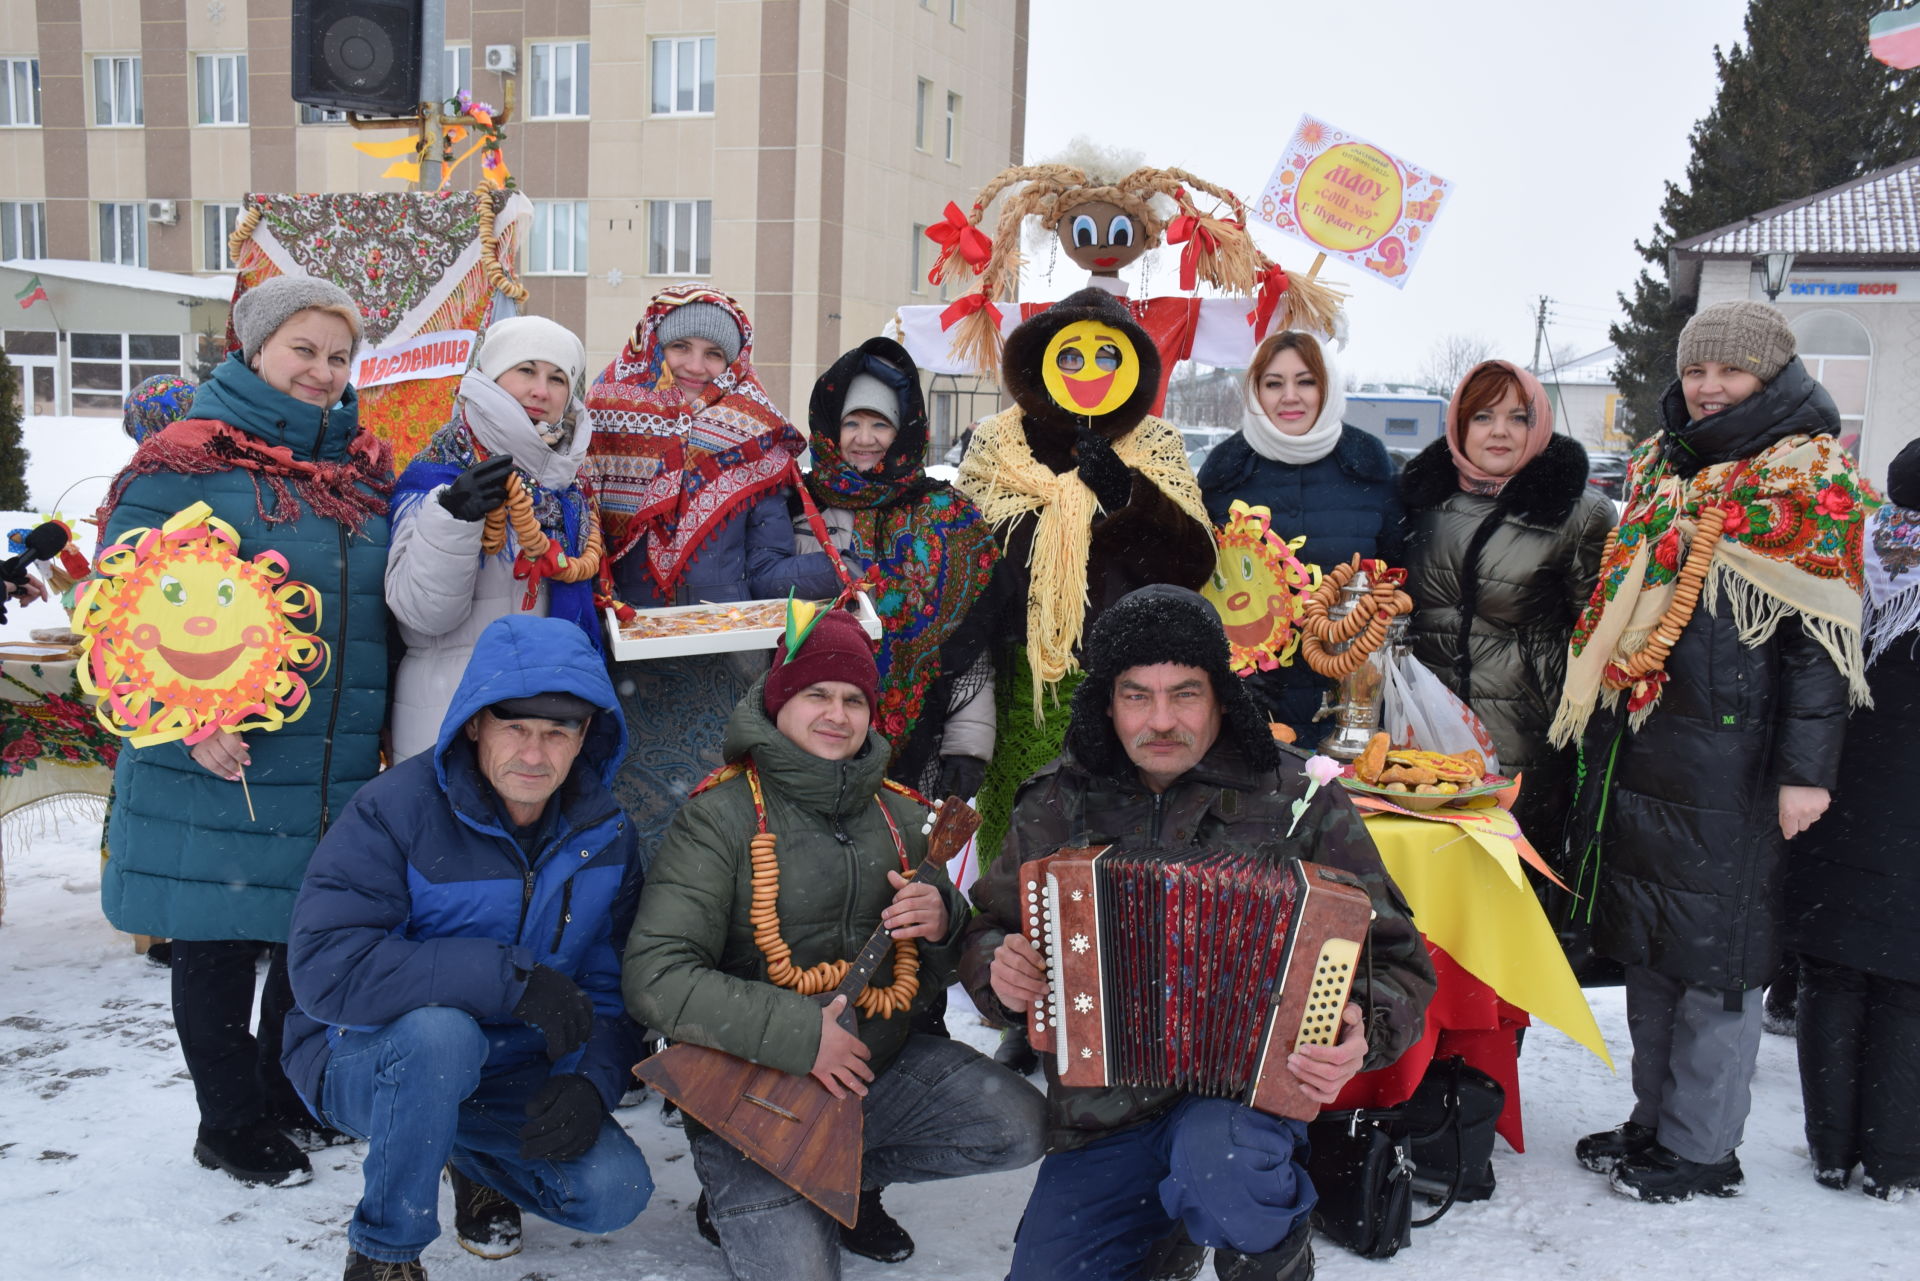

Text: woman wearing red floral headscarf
xmin=586 ymin=285 xmax=829 ymax=860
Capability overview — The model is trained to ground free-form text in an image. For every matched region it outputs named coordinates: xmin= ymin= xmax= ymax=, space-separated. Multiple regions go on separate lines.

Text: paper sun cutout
xmin=74 ymin=502 xmax=329 ymax=746
xmin=1203 ymin=500 xmax=1315 ymax=675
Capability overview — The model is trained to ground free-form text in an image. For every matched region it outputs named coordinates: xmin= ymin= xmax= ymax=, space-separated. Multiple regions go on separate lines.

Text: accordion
xmin=1019 ymin=847 xmax=1375 ymax=1122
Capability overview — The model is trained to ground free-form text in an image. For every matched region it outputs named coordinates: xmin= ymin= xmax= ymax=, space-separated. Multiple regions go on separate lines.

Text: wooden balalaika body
xmin=634 ymin=797 xmax=980 ymax=1228
xmin=1020 ymin=848 xmax=1375 ymax=1121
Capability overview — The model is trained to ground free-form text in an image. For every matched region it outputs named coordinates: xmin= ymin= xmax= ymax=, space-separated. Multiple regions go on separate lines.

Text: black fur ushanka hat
xmin=1065 ymin=584 xmax=1282 ymax=779
xmin=1002 ymin=287 xmax=1162 ymax=441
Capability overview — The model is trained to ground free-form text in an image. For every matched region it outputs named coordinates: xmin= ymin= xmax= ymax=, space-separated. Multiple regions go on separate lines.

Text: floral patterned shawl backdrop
xmin=224 ymin=191 xmax=531 ymax=469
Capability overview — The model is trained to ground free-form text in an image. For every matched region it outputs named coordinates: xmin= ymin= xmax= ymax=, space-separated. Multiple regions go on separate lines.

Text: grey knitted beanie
xmin=1675 ymin=301 xmax=1796 ymax=383
xmin=655 ymin=301 xmax=743 ymax=365
xmin=840 ymin=372 xmax=899 ymax=427
xmin=233 ymin=275 xmax=362 ymax=363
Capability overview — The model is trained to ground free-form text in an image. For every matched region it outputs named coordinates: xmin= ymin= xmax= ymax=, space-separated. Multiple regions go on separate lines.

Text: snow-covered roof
xmin=1669 ymin=157 xmax=1920 ymax=301
xmin=1674 ymin=157 xmax=1920 ymax=257
xmin=1 ymin=257 xmax=234 ymax=301
xmin=1539 ymin=345 xmax=1618 ymax=386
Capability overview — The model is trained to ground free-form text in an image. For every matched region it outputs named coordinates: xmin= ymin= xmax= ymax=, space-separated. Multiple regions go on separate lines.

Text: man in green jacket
xmin=960 ymin=584 xmax=1436 ymax=1281
xmin=623 ymin=607 xmax=1046 ymax=1281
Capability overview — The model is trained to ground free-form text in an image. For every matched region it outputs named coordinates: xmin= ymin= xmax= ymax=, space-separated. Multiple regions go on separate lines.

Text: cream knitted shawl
xmin=958 ymin=406 xmax=1210 ymax=708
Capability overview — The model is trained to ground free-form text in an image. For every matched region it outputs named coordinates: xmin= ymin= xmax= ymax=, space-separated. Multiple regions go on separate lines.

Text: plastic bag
xmin=1381 ymin=652 xmax=1501 ymax=774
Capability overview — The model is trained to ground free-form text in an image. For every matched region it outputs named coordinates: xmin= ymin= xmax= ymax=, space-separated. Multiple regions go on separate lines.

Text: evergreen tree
xmin=1611 ymin=0 xmax=1920 ymax=438
xmin=0 ymin=344 xmax=28 ymax=509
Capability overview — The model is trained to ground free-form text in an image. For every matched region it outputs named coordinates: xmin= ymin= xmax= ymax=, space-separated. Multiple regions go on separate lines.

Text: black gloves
xmin=512 ymin=964 xmax=595 ymax=1061
xmin=1074 ymin=426 xmax=1133 ymax=512
xmin=518 ymin=1073 xmax=604 ymax=1163
xmin=937 ymin=754 xmax=987 ymax=801
xmin=437 ymin=455 xmax=515 ymax=522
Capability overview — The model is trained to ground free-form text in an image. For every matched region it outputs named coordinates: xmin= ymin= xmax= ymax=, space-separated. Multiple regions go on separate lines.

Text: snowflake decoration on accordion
xmin=1074 ymin=992 xmax=1094 ymax=1014
xmin=73 ymin=502 xmax=329 ymax=747
xmin=1203 ymin=500 xmax=1316 ymax=674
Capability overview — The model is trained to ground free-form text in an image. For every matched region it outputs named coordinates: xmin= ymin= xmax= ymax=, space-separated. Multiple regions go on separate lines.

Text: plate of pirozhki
xmin=1338 ymin=732 xmax=1509 ymax=811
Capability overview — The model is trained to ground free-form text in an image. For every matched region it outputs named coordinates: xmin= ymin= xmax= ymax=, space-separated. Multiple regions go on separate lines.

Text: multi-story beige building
xmin=1 ymin=0 xmax=1028 ymax=442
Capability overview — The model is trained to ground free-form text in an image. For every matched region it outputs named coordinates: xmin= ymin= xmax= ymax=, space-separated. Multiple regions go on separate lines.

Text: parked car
xmin=1182 ymin=426 xmax=1236 ymax=471
xmin=1587 ymin=451 xmax=1628 ymax=500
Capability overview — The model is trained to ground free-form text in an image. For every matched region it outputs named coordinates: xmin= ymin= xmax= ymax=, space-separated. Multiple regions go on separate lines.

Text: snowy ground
xmin=0 ymin=812 xmax=1912 ymax=1281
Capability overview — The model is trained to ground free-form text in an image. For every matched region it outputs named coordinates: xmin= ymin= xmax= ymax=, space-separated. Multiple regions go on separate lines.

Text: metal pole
xmin=418 ymin=0 xmax=445 ymax=188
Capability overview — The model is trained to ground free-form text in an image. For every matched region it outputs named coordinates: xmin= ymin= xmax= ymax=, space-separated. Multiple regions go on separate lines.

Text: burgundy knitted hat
xmin=763 ymin=608 xmax=879 ymax=718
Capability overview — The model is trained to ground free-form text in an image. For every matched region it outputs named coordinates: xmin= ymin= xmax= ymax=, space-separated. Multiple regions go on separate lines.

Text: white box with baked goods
xmin=604 ymin=591 xmax=882 ymax=663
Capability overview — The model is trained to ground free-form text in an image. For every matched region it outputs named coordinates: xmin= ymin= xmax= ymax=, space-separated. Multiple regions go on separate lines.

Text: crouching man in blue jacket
xmin=283 ymin=615 xmax=653 ymax=1281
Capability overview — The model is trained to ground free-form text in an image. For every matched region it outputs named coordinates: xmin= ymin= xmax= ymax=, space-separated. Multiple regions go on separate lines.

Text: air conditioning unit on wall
xmin=145 ymin=199 xmax=178 ymax=225
xmin=484 ymin=45 xmax=516 ymax=74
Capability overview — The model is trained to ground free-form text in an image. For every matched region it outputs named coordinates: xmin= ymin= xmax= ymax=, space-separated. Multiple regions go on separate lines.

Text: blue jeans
xmin=692 ymin=1033 xmax=1047 ymax=1281
xmin=1009 ymin=1097 xmax=1314 ymax=1280
xmin=318 ymin=1007 xmax=653 ymax=1263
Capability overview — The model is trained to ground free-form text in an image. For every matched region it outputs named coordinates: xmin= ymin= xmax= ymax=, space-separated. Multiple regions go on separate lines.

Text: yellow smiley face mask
xmin=1041 ymin=320 xmax=1141 ymax=418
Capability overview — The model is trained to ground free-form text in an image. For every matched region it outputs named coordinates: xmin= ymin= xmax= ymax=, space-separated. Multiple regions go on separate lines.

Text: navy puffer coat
xmin=1198 ymin=425 xmax=1404 ymax=744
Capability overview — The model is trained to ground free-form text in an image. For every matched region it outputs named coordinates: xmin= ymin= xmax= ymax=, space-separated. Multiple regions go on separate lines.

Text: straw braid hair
xmin=936 ymin=163 xmax=1344 ymax=374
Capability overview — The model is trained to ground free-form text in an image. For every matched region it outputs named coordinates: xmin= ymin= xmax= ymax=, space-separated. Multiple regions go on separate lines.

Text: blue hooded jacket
xmin=282 ymin=615 xmax=643 ymax=1111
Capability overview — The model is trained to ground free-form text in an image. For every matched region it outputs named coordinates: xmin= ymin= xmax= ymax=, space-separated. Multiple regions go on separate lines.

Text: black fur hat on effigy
xmin=1064 ymin=583 xmax=1281 ymax=779
xmin=1002 ymin=287 xmax=1162 ymax=441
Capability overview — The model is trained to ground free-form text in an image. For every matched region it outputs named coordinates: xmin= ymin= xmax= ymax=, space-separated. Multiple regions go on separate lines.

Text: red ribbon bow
xmin=924 ymin=202 xmax=993 ymax=283
xmin=1248 ymin=264 xmax=1291 ymax=336
xmin=1164 ymin=214 xmax=1219 ymax=292
xmin=939 ymin=290 xmax=1002 ymax=331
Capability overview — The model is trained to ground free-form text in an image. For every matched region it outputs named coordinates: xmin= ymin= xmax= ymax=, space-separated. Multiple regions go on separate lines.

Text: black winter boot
xmin=994 ymin=1026 xmax=1039 ymax=1076
xmin=448 ymin=1164 xmax=523 ymax=1259
xmin=1609 ymin=1143 xmax=1743 ymax=1203
xmin=194 ymin=1120 xmax=312 ymax=1187
xmin=343 ymin=1250 xmax=427 ymax=1280
xmin=1138 ymin=1224 xmax=1207 ymax=1281
xmin=840 ymin=1186 xmax=914 ymax=1263
xmin=1575 ymin=1120 xmax=1656 ymax=1174
xmin=1213 ymin=1215 xmax=1314 ymax=1281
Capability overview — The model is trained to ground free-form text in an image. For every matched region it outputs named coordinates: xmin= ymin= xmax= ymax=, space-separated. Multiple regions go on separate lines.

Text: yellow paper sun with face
xmin=74 ymin=502 xmax=328 ymax=746
xmin=1203 ymin=500 xmax=1316 ymax=674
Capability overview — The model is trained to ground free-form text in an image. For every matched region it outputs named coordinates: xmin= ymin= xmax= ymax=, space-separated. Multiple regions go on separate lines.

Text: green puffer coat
xmin=623 ymin=678 xmax=968 ymax=1080
xmin=99 ymin=353 xmax=391 ymax=944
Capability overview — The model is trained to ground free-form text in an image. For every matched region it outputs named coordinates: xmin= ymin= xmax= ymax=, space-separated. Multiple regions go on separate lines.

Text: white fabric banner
xmin=354 ymin=330 xmax=479 ymax=390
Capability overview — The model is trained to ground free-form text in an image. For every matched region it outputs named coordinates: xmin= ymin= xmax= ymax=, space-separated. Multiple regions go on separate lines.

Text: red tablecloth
xmin=1330 ymin=943 xmax=1529 ymax=1151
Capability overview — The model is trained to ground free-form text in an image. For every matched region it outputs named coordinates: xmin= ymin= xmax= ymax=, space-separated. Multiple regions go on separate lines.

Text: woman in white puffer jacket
xmin=385 ymin=316 xmax=601 ymax=760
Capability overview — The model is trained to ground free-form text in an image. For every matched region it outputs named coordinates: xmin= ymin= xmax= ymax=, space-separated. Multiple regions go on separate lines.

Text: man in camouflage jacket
xmin=960 ymin=585 xmax=1435 ymax=1281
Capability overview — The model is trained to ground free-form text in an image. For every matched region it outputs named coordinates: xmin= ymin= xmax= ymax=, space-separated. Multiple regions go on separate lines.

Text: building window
xmin=1 ymin=201 xmax=46 ymax=260
xmin=950 ymin=0 xmax=964 ymax=24
xmin=92 ymin=55 xmax=143 ymax=126
xmin=647 ymin=199 xmax=711 ymax=277
xmin=945 ymin=91 xmax=960 ymax=161
xmin=194 ymin=53 xmax=248 ymax=125
xmin=910 ymin=223 xmax=927 ymax=295
xmin=70 ymin=331 xmax=183 ymax=416
xmin=203 ymin=203 xmax=243 ymax=271
xmin=98 ymin=203 xmax=147 ymax=266
xmin=299 ymin=104 xmax=348 ymax=124
xmin=0 ymin=57 xmax=41 ymax=127
xmin=528 ymin=42 xmax=590 ymax=119
xmin=1790 ymin=310 xmax=1871 ymax=442
xmin=914 ymin=78 xmax=930 ymax=150
xmin=650 ymin=36 xmax=715 ymax=115
xmin=529 ymin=200 xmax=588 ymax=275
xmin=442 ymin=45 xmax=472 ymax=102
xmin=1384 ymin=417 xmax=1418 ymax=436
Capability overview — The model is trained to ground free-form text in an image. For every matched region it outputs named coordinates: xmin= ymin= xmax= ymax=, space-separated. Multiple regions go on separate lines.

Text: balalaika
xmin=1019 ymin=847 xmax=1375 ymax=1122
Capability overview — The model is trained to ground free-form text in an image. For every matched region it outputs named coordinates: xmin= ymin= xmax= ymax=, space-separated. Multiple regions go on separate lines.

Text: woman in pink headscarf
xmin=1395 ymin=360 xmax=1615 ymax=883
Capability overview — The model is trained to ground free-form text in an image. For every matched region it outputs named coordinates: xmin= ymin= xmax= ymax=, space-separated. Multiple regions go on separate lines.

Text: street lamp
xmin=1760 ymin=252 xmax=1797 ymax=302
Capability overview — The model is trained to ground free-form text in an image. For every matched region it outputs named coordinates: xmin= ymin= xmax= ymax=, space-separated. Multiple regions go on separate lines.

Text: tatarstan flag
xmin=13 ymin=275 xmax=47 ymax=310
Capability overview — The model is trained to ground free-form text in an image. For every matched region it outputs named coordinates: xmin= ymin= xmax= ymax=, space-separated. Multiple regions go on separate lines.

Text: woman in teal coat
xmin=97 ymin=276 xmax=393 ymax=1189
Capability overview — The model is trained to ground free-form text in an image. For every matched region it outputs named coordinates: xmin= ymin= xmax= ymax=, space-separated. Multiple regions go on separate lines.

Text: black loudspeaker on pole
xmin=291 ymin=0 xmax=425 ymax=117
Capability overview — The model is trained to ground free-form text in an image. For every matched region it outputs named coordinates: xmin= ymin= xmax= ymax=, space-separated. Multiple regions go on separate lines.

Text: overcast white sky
xmin=1019 ymin=0 xmax=1757 ymax=385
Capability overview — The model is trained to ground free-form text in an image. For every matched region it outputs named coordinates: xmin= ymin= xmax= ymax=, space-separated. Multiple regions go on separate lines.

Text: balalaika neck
xmin=831 ymin=921 xmax=900 ymax=1005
